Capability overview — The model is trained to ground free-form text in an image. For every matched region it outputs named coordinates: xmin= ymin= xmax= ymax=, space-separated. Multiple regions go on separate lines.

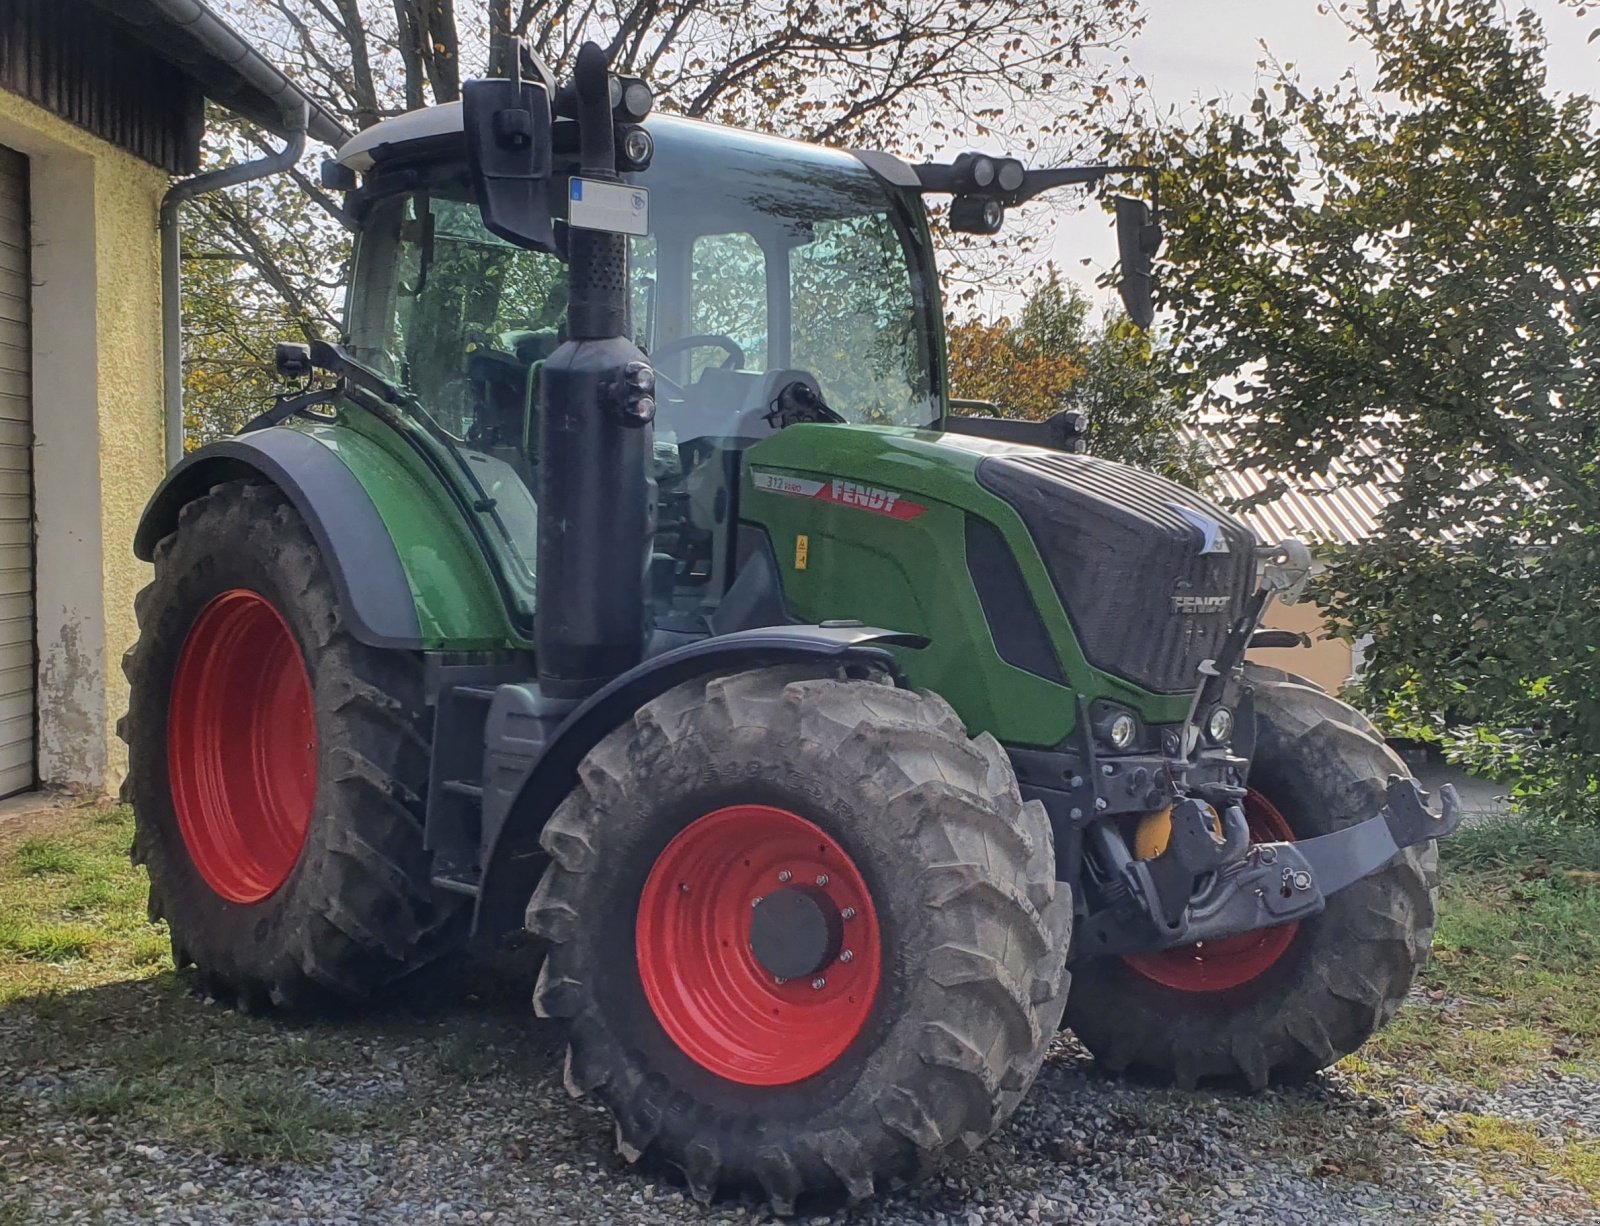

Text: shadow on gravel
xmin=4 ymin=959 xmax=1596 ymax=1224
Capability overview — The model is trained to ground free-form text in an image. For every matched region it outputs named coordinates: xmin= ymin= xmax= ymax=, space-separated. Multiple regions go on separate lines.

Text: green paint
xmin=284 ymin=399 xmax=1198 ymax=746
xmin=286 ymin=410 xmax=529 ymax=650
xmin=743 ymin=423 xmax=1193 ymax=747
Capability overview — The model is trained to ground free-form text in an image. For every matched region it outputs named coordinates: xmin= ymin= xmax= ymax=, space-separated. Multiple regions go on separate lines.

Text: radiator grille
xmin=977 ymin=452 xmax=1257 ymax=694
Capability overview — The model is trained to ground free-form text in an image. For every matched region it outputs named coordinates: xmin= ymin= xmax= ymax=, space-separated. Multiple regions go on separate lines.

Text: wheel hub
xmin=634 ymin=804 xmax=882 ymax=1086
xmin=749 ymin=886 xmax=844 ymax=980
xmin=167 ymin=589 xmax=317 ymax=904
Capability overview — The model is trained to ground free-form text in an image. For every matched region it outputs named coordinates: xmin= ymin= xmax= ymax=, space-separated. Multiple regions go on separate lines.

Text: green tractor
xmin=124 ymin=42 xmax=1460 ymax=1211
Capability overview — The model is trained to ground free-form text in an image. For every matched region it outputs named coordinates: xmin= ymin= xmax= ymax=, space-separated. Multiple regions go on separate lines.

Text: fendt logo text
xmin=751 ymin=469 xmax=928 ymax=521
xmin=1171 ymin=594 xmax=1231 ymax=615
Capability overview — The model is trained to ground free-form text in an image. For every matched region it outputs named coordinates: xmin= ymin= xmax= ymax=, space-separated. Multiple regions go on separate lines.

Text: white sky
xmin=1046 ymin=0 xmax=1598 ymax=311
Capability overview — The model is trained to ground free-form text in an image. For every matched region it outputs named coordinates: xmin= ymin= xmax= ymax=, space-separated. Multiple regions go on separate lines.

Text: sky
xmin=1048 ymin=0 xmax=1599 ymax=308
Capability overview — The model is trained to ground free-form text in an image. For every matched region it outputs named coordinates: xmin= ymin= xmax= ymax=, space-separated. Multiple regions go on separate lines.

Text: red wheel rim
xmin=1123 ymin=790 xmax=1300 ymax=993
xmin=167 ymin=589 xmax=317 ymax=904
xmin=635 ymin=805 xmax=883 ymax=1086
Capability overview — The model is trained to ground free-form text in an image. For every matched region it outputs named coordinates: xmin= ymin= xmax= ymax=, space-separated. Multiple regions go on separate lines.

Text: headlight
xmin=1100 ymin=711 xmax=1138 ymax=751
xmin=1205 ymin=705 xmax=1234 ymax=744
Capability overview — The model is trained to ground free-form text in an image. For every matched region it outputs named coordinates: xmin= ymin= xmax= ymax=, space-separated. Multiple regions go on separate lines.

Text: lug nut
xmin=841 ymin=907 xmax=856 ymax=920
xmin=840 ymin=949 xmax=854 ymax=963
xmin=815 ymin=874 xmax=829 ymax=886
xmin=751 ymin=896 xmax=763 ymax=908
xmin=777 ymin=870 xmax=792 ymax=883
xmin=1094 ymin=798 xmax=1108 ymax=811
xmin=774 ymin=976 xmax=787 ymax=985
xmin=811 ymin=977 xmax=826 ymax=990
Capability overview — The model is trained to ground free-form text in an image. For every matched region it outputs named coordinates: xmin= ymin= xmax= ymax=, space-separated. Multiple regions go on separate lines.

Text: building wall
xmin=0 ymin=88 xmax=166 ymax=794
xmin=1248 ymin=596 xmax=1355 ymax=696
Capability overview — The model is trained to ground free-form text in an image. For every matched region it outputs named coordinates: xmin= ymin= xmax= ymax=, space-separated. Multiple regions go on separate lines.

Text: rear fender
xmin=471 ymin=625 xmax=926 ymax=939
xmin=134 ymin=431 xmax=423 ymax=649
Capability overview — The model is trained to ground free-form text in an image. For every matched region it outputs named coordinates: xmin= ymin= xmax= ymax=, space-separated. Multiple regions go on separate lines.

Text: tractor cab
xmin=338 ymin=106 xmax=942 ymax=616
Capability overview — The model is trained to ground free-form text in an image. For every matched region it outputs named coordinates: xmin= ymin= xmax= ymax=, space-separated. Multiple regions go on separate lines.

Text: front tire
xmin=122 ymin=479 xmax=464 ymax=1007
xmin=526 ymin=666 xmax=1071 ymax=1212
xmin=1066 ymin=665 xmax=1438 ymax=1089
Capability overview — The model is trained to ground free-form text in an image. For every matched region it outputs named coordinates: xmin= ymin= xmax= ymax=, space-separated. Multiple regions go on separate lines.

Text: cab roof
xmin=335 ymin=101 xmax=911 ymax=185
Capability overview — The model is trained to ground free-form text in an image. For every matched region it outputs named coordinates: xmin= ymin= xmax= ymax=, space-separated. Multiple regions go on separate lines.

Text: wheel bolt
xmin=840 ymin=949 xmax=854 ymax=963
xmin=751 ymin=896 xmax=763 ymax=908
xmin=774 ymin=976 xmax=787 ymax=985
xmin=815 ymin=873 xmax=829 ymax=886
xmin=811 ymin=977 xmax=826 ymax=990
xmin=778 ymin=870 xmax=792 ymax=883
xmin=841 ymin=907 xmax=856 ymax=920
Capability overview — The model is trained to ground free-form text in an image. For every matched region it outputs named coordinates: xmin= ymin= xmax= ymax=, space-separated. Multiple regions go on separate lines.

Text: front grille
xmin=977 ymin=452 xmax=1257 ymax=694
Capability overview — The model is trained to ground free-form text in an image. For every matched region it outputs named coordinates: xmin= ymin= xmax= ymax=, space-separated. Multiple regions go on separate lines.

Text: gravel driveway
xmin=4 ymin=973 xmax=1597 ymax=1226
xmin=4 ymin=805 xmax=1597 ymax=1225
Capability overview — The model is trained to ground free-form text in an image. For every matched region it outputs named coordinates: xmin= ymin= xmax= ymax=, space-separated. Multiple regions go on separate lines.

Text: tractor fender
xmin=133 ymin=430 xmax=423 ymax=650
xmin=472 ymin=624 xmax=927 ymax=939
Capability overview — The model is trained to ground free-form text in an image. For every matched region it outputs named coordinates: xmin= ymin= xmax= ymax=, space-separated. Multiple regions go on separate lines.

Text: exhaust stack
xmin=534 ymin=43 xmax=657 ymax=699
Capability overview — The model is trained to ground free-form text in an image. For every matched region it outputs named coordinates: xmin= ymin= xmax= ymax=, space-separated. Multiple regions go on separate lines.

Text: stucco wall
xmin=1248 ymin=597 xmax=1355 ymax=696
xmin=0 ymin=89 xmax=167 ymax=794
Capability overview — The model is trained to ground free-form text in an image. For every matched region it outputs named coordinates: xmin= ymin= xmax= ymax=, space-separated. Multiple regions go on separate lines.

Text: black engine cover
xmin=977 ymin=452 xmax=1257 ymax=694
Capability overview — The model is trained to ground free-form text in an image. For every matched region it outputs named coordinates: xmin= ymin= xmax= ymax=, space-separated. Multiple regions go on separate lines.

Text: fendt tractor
xmin=124 ymin=41 xmax=1462 ymax=1211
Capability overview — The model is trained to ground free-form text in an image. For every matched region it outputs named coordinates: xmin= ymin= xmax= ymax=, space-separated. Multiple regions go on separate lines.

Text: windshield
xmin=347 ymin=128 xmax=938 ymax=428
xmin=344 ymin=118 xmax=940 ymax=604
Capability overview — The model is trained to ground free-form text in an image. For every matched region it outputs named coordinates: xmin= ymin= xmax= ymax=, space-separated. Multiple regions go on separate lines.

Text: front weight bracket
xmin=1084 ymin=776 xmax=1462 ymax=957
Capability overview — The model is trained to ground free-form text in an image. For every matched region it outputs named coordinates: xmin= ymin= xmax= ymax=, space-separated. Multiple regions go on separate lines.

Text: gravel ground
xmin=3 ymin=973 xmax=1597 ymax=1226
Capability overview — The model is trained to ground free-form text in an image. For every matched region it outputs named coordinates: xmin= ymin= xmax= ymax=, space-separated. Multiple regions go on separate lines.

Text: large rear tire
xmin=1065 ymin=665 xmax=1438 ymax=1089
xmin=526 ymin=666 xmax=1071 ymax=1212
xmin=121 ymin=479 xmax=464 ymax=1007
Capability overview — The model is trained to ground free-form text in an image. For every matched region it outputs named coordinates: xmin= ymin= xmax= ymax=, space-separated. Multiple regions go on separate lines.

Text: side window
xmin=688 ymin=232 xmax=767 ymax=379
xmin=790 ymin=212 xmax=927 ymax=425
xmin=394 ymin=198 xmax=567 ymax=437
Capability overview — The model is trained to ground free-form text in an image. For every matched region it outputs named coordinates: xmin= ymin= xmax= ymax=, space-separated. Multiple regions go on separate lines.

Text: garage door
xmin=0 ymin=146 xmax=34 ymax=796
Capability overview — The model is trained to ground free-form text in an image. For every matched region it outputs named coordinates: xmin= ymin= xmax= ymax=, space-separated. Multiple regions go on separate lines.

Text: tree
xmin=947 ymin=269 xmax=1205 ymax=481
xmin=1105 ymin=1 xmax=1600 ymax=820
xmin=178 ymin=0 xmax=1142 ymax=443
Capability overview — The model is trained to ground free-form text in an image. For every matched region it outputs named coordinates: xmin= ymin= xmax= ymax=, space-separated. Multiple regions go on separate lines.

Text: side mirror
xmin=1114 ymin=195 xmax=1162 ymax=329
xmin=463 ymin=62 xmax=556 ymax=253
xmin=275 ymin=342 xmax=312 ymax=380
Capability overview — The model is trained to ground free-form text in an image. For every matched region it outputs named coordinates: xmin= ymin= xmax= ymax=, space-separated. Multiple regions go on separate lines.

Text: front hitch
xmin=1084 ymin=776 xmax=1461 ymax=957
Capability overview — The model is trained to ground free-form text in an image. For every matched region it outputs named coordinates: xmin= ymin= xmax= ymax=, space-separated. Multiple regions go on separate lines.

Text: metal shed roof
xmin=88 ymin=0 xmax=351 ymax=147
xmin=1185 ymin=425 xmax=1399 ymax=547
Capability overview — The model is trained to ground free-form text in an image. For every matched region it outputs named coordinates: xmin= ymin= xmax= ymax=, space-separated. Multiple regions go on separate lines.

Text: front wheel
xmin=1066 ymin=666 xmax=1438 ymax=1089
xmin=526 ymin=667 xmax=1071 ymax=1212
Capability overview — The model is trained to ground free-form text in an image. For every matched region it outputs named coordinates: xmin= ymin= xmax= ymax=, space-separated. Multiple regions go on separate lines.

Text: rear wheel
xmin=527 ymin=666 xmax=1071 ymax=1212
xmin=121 ymin=479 xmax=464 ymax=1007
xmin=1066 ymin=666 xmax=1437 ymax=1089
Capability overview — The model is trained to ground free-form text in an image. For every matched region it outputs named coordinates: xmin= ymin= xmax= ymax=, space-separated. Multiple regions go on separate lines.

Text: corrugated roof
xmin=1183 ymin=425 xmax=1399 ymax=547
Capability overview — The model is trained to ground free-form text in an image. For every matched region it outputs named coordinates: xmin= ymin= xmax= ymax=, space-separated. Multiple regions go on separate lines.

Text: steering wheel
xmin=648 ymin=334 xmax=746 ymax=395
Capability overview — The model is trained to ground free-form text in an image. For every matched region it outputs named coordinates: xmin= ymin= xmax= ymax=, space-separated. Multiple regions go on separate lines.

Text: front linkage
xmin=1014 ymin=536 xmax=1462 ymax=960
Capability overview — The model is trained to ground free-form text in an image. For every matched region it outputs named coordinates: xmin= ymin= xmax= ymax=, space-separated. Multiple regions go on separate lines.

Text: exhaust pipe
xmin=534 ymin=43 xmax=657 ymax=699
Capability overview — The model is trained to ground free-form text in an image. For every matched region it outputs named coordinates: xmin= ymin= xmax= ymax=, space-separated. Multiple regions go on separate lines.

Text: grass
xmin=0 ymin=806 xmax=166 ymax=1002
xmin=1359 ymin=812 xmax=1600 ymax=1090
